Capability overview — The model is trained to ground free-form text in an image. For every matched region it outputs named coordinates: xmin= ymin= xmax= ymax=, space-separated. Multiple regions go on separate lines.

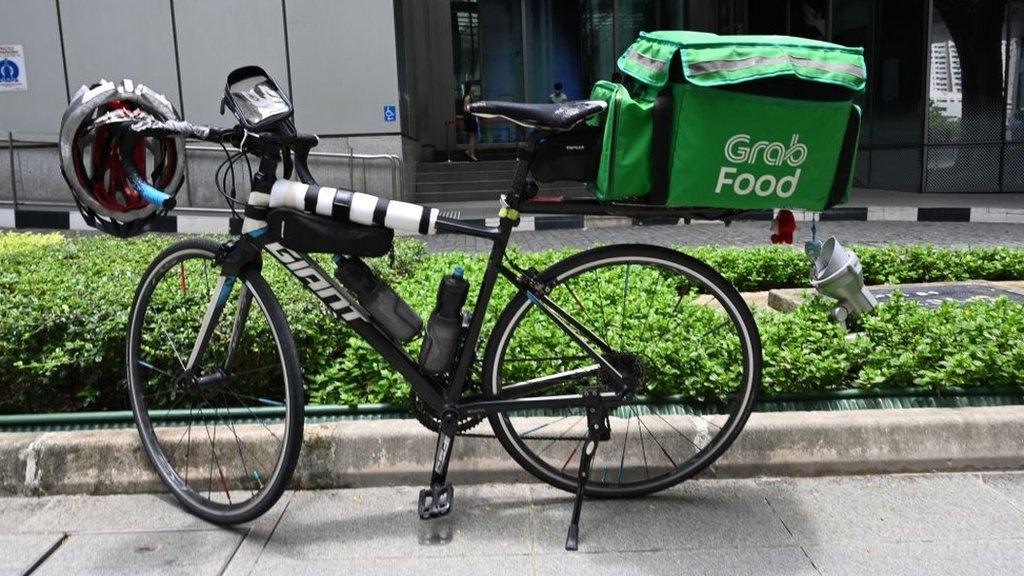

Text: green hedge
xmin=1 ymin=232 xmax=1023 ymax=414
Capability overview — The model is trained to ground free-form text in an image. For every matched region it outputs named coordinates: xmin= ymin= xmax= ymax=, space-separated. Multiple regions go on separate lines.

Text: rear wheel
xmin=127 ymin=238 xmax=304 ymax=524
xmin=483 ymin=244 xmax=761 ymax=497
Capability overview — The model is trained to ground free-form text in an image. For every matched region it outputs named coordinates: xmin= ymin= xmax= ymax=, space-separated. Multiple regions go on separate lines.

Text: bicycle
xmin=117 ymin=68 xmax=762 ymax=551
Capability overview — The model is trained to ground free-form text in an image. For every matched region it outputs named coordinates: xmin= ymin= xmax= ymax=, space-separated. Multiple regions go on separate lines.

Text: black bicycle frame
xmin=197 ymin=136 xmax=628 ymax=421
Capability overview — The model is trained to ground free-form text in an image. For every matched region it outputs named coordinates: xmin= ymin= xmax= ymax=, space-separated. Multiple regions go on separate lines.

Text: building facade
xmin=1 ymin=0 xmax=1021 ymax=219
xmin=398 ymin=0 xmax=1024 ymax=195
xmin=0 ymin=0 xmax=409 ymax=217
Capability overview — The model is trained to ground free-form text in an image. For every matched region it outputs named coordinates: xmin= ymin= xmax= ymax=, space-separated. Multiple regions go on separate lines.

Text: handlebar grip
xmin=127 ymin=118 xmax=215 ymax=140
xmin=135 ymin=180 xmax=177 ymax=210
xmin=119 ymin=126 xmax=177 ymax=210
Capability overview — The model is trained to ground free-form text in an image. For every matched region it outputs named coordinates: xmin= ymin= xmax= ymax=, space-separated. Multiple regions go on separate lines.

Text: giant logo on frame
xmin=265 ymin=242 xmax=361 ymax=320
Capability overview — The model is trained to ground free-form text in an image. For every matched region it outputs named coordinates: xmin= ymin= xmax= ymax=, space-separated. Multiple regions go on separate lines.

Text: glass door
xmin=524 ymin=0 xmax=585 ymax=103
xmin=451 ymin=0 xmax=525 ymax=144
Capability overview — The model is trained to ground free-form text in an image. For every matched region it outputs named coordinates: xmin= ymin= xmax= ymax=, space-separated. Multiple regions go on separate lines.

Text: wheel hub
xmin=598 ymin=352 xmax=645 ymax=395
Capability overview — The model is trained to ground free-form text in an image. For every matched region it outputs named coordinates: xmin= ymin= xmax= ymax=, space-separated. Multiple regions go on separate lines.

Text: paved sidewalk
xmin=3 ymin=472 xmax=1024 ymax=575
xmin=425 ymin=220 xmax=1024 ymax=253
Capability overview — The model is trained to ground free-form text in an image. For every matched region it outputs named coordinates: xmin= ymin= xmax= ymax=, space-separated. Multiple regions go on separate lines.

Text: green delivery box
xmin=590 ymin=31 xmax=866 ymax=211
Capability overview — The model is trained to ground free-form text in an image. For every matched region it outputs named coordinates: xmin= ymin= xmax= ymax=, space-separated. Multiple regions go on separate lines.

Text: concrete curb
xmin=5 ymin=205 xmax=1024 ymax=235
xmin=2 ymin=406 xmax=1023 ymax=496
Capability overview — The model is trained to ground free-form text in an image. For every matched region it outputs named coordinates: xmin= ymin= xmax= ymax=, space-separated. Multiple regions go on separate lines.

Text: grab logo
xmin=715 ymin=134 xmax=807 ymax=198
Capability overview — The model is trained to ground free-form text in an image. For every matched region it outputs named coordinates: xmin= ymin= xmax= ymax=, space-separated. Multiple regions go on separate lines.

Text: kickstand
xmin=565 ymin=388 xmax=610 ymax=551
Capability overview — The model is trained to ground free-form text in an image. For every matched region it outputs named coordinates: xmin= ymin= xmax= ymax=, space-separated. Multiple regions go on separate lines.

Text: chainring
xmin=409 ymin=389 xmax=485 ymax=435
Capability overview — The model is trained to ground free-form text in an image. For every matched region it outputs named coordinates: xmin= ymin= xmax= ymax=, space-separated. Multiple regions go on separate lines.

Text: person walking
xmin=549 ymin=82 xmax=568 ymax=104
xmin=462 ymin=81 xmax=478 ymax=162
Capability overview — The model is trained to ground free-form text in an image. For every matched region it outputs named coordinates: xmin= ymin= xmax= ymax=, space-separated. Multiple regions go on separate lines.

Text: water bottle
xmin=419 ymin=267 xmax=470 ymax=375
xmin=335 ymin=257 xmax=422 ymax=343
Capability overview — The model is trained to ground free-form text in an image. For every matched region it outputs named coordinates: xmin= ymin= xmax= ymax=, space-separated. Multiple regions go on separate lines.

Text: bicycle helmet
xmin=59 ymin=79 xmax=186 ymax=237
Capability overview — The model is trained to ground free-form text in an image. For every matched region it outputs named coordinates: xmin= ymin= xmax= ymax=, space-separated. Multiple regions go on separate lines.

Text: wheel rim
xmin=489 ymin=253 xmax=759 ymax=494
xmin=128 ymin=247 xmax=295 ymax=515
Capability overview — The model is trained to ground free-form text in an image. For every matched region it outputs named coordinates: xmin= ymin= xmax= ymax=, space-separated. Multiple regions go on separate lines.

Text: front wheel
xmin=483 ymin=244 xmax=761 ymax=498
xmin=127 ymin=238 xmax=304 ymax=525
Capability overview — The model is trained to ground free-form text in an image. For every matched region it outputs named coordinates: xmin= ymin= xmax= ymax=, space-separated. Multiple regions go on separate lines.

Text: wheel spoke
xmin=226 ymin=390 xmax=286 ymax=407
xmin=693 ymin=319 xmax=730 ymax=347
xmin=222 ymin=388 xmax=284 ymax=445
xmin=167 ymin=398 xmax=196 ymax=463
xmin=560 ymin=436 xmax=586 ymax=474
xmin=632 ymin=407 xmax=651 ymax=478
xmin=618 ymin=264 xmax=630 ymax=349
xmin=200 ymin=408 xmax=220 ymax=500
xmin=536 ymin=415 xmax=585 ymax=456
xmin=670 ymin=291 xmax=685 ymax=316
xmin=159 ymin=323 xmax=188 ymax=371
xmin=503 ymin=354 xmax=591 ymax=364
xmin=562 ymin=280 xmax=602 ymax=342
xmin=652 ymin=411 xmax=709 ymax=454
xmin=224 ymin=364 xmax=278 ymax=380
xmin=139 ymin=359 xmax=176 ymax=379
xmin=214 ymin=390 xmax=267 ymax=495
xmin=633 ymin=410 xmax=678 ymax=468
xmin=617 ymin=411 xmax=631 ymax=485
xmin=519 ymin=413 xmax=574 ymax=439
xmin=595 ymin=271 xmax=611 ymax=337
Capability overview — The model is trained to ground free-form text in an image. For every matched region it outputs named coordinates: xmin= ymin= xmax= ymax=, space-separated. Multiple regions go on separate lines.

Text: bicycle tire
xmin=127 ymin=238 xmax=304 ymax=525
xmin=483 ymin=244 xmax=761 ymax=498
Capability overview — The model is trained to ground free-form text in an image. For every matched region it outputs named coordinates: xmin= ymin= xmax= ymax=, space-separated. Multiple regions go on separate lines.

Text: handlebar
xmin=117 ymin=119 xmax=319 ymax=209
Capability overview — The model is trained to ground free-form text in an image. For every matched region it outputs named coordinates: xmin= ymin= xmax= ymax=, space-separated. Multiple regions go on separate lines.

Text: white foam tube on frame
xmin=270 ymin=179 xmax=439 ymax=235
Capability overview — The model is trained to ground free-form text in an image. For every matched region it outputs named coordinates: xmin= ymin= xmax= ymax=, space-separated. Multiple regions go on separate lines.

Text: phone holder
xmin=221 ymin=65 xmax=293 ymax=130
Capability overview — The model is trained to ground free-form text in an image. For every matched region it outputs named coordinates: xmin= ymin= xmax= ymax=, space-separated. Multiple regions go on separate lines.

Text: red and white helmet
xmin=59 ymin=79 xmax=186 ymax=237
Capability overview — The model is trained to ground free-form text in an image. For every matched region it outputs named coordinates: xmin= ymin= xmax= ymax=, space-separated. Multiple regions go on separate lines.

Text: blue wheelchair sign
xmin=383 ymin=105 xmax=397 ymax=123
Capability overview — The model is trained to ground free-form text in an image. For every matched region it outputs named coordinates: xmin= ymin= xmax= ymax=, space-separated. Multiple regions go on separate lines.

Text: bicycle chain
xmin=407 ymin=392 xmax=588 ymax=441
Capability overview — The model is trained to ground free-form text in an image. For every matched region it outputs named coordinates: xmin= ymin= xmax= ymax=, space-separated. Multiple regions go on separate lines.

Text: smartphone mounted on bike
xmin=221 ymin=66 xmax=293 ymax=130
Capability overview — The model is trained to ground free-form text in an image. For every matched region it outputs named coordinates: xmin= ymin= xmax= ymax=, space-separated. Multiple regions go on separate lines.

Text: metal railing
xmin=1 ymin=132 xmax=406 ymax=213
xmin=186 ymin=144 xmax=405 ymax=201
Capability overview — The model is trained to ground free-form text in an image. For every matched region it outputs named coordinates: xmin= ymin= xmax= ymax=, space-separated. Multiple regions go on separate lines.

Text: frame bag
xmin=266 ymin=208 xmax=394 ymax=257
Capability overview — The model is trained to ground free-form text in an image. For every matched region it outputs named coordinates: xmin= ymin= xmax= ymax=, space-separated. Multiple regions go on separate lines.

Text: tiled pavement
xmin=3 ymin=472 xmax=1024 ymax=575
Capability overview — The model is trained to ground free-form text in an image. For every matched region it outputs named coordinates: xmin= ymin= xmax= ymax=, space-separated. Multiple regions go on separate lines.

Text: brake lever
xmin=292 ymin=143 xmax=317 ymax=185
xmin=282 ymin=147 xmax=294 ymax=180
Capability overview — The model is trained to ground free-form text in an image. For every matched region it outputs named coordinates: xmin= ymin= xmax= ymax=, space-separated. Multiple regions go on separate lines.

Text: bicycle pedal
xmin=418 ymin=483 xmax=454 ymax=519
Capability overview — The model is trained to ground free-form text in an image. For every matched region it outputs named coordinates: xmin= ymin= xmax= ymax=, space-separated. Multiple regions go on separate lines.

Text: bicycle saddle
xmin=468 ymin=100 xmax=607 ymax=131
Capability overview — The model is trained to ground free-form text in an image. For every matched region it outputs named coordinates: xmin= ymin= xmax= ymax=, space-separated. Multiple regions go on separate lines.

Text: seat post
xmin=506 ymin=132 xmax=542 ymax=210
